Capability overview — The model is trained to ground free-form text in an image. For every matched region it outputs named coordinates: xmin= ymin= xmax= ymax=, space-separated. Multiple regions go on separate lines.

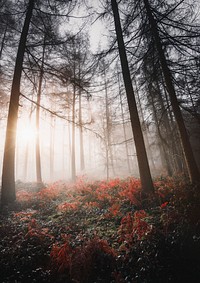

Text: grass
xmin=0 ymin=175 xmax=200 ymax=283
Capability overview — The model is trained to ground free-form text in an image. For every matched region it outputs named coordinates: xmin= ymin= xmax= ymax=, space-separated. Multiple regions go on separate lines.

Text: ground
xmin=0 ymin=175 xmax=200 ymax=283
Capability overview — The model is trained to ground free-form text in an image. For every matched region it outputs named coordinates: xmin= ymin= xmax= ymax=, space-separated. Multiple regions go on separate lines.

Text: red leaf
xmin=160 ymin=201 xmax=168 ymax=208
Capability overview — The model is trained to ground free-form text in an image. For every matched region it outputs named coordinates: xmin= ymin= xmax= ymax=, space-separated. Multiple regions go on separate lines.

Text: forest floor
xmin=0 ymin=175 xmax=200 ymax=283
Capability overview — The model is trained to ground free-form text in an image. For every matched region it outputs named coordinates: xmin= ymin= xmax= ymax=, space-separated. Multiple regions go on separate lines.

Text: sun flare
xmin=17 ymin=126 xmax=37 ymax=144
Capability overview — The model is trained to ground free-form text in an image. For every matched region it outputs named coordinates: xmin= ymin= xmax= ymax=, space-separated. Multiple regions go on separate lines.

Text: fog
xmin=2 ymin=88 xmax=199 ymax=186
xmin=1 ymin=79 xmax=199 ymax=186
xmin=0 ymin=93 xmax=140 ymax=184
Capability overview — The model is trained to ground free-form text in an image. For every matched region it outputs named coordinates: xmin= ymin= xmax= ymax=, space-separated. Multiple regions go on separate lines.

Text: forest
xmin=0 ymin=0 xmax=200 ymax=282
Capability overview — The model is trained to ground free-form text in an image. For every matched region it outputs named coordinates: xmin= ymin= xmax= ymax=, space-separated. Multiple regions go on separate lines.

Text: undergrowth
xmin=0 ymin=175 xmax=200 ymax=282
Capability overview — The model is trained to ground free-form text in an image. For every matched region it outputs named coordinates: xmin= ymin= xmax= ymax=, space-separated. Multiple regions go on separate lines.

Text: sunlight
xmin=17 ymin=124 xmax=37 ymax=144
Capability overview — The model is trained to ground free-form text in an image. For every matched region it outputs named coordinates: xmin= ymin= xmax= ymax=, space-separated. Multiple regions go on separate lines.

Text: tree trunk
xmin=35 ymin=36 xmax=46 ymax=184
xmin=79 ymin=91 xmax=85 ymax=171
xmin=23 ymin=110 xmax=34 ymax=181
xmin=1 ymin=0 xmax=35 ymax=204
xmin=134 ymin=79 xmax=156 ymax=172
xmin=62 ymin=124 xmax=65 ymax=178
xmin=71 ymin=85 xmax=76 ymax=182
xmin=143 ymin=0 xmax=200 ymax=183
xmin=161 ymin=76 xmax=185 ymax=173
xmin=149 ymin=86 xmax=173 ymax=175
xmin=111 ymin=0 xmax=154 ymax=193
xmin=50 ymin=115 xmax=55 ymax=181
xmin=67 ymin=109 xmax=72 ymax=179
xmin=117 ymin=70 xmax=131 ymax=173
xmin=105 ymin=71 xmax=110 ymax=180
xmin=77 ymin=45 xmax=85 ymax=173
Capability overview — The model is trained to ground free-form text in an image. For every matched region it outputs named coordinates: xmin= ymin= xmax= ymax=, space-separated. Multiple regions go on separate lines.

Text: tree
xmin=143 ymin=0 xmax=200 ymax=183
xmin=1 ymin=0 xmax=35 ymax=205
xmin=0 ymin=0 xmax=15 ymax=60
xmin=110 ymin=0 xmax=154 ymax=193
xmin=35 ymin=35 xmax=46 ymax=185
xmin=115 ymin=0 xmax=200 ymax=181
xmin=117 ymin=69 xmax=131 ymax=174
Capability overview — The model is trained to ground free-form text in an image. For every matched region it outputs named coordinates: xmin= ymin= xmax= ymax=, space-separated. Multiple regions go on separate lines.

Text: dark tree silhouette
xmin=143 ymin=0 xmax=200 ymax=183
xmin=1 ymin=0 xmax=35 ymax=205
xmin=111 ymin=0 xmax=154 ymax=193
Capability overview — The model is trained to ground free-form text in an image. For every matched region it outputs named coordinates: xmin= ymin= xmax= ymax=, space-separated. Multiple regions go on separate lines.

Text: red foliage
xmin=16 ymin=190 xmax=35 ymax=202
xmin=154 ymin=175 xmax=186 ymax=200
xmin=73 ymin=175 xmax=89 ymax=191
xmin=84 ymin=237 xmax=117 ymax=258
xmin=36 ymin=184 xmax=60 ymax=201
xmin=84 ymin=201 xmax=99 ymax=208
xmin=57 ymin=201 xmax=79 ymax=212
xmin=118 ymin=210 xmax=152 ymax=246
xmin=50 ymin=236 xmax=74 ymax=273
xmin=109 ymin=203 xmax=121 ymax=217
xmin=13 ymin=210 xmax=37 ymax=221
xmin=118 ymin=177 xmax=141 ymax=205
xmin=107 ymin=178 xmax=121 ymax=188
xmin=103 ymin=203 xmax=121 ymax=219
xmin=96 ymin=190 xmax=112 ymax=202
xmin=50 ymin=236 xmax=117 ymax=281
xmin=133 ymin=210 xmax=152 ymax=240
xmin=160 ymin=201 xmax=169 ymax=209
xmin=71 ymin=237 xmax=117 ymax=282
xmin=25 ymin=219 xmax=54 ymax=241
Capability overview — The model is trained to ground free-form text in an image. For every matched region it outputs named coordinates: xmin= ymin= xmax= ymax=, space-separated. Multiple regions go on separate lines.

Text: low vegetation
xmin=0 ymin=175 xmax=200 ymax=282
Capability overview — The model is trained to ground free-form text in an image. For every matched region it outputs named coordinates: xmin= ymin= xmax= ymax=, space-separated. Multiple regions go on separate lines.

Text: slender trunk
xmin=161 ymin=76 xmax=184 ymax=172
xmin=111 ymin=0 xmax=154 ymax=193
xmin=71 ymin=85 xmax=76 ymax=182
xmin=104 ymin=64 xmax=116 ymax=178
xmin=117 ymin=70 xmax=131 ymax=173
xmin=79 ymin=91 xmax=85 ymax=171
xmin=62 ymin=124 xmax=65 ymax=178
xmin=68 ymin=110 xmax=72 ymax=179
xmin=143 ymin=0 xmax=200 ymax=183
xmin=50 ymin=115 xmax=55 ymax=180
xmin=88 ymin=132 xmax=92 ymax=169
xmin=134 ymin=79 xmax=156 ymax=172
xmin=77 ymin=46 xmax=85 ymax=172
xmin=35 ymin=101 xmax=42 ymax=183
xmin=35 ymin=37 xmax=45 ymax=184
xmin=105 ymin=75 xmax=110 ymax=180
xmin=105 ymin=141 xmax=109 ymax=180
xmin=23 ymin=110 xmax=33 ymax=181
xmin=155 ymin=80 xmax=178 ymax=175
xmin=110 ymin=144 xmax=116 ymax=176
xmin=149 ymin=86 xmax=173 ymax=175
xmin=1 ymin=0 xmax=35 ymax=204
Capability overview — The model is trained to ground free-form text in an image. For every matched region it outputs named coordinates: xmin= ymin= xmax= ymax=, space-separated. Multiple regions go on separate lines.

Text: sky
xmin=89 ymin=18 xmax=109 ymax=52
xmin=65 ymin=0 xmax=109 ymax=52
